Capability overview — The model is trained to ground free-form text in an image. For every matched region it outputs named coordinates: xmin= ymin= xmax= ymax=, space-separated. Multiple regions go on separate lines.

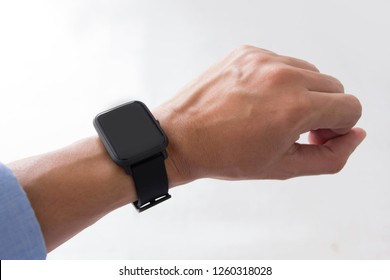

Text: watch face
xmin=94 ymin=101 xmax=167 ymax=164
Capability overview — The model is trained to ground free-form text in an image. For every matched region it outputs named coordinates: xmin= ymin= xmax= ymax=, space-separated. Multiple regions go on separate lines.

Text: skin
xmin=8 ymin=46 xmax=365 ymax=253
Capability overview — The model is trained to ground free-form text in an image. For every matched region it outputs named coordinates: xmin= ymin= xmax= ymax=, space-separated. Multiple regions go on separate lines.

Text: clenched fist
xmin=154 ymin=45 xmax=365 ymax=185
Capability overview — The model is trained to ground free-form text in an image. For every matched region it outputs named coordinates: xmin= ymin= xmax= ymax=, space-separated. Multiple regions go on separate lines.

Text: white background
xmin=0 ymin=0 xmax=389 ymax=259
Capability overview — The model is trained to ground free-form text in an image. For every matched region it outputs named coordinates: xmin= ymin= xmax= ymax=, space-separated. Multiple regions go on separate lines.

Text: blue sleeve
xmin=0 ymin=162 xmax=46 ymax=259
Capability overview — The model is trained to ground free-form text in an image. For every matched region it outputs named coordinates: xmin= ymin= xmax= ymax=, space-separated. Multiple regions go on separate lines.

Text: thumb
xmin=287 ymin=128 xmax=366 ymax=176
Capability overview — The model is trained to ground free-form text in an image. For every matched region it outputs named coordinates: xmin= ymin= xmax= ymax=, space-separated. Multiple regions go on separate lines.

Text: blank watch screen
xmin=96 ymin=101 xmax=165 ymax=160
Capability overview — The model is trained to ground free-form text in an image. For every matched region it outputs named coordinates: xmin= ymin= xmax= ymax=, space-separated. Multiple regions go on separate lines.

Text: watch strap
xmin=129 ymin=153 xmax=171 ymax=212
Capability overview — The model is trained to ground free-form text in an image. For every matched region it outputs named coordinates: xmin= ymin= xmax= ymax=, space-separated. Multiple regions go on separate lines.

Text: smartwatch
xmin=93 ymin=101 xmax=171 ymax=212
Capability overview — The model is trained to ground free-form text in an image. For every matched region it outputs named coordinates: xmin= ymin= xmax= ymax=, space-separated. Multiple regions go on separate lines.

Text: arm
xmin=8 ymin=137 xmax=184 ymax=252
xmin=8 ymin=46 xmax=365 ymax=252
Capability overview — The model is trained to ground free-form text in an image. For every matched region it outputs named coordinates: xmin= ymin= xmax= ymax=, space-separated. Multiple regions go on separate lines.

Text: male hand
xmin=154 ymin=46 xmax=365 ymax=185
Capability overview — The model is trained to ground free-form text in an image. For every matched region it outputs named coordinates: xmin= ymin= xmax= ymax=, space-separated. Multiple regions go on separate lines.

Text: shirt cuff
xmin=0 ymin=162 xmax=47 ymax=259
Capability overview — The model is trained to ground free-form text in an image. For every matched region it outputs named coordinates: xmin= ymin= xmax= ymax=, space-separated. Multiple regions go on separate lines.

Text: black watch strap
xmin=128 ymin=153 xmax=171 ymax=212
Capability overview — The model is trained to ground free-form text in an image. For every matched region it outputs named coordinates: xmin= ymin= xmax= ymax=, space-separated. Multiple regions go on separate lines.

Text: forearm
xmin=8 ymin=137 xmax=134 ymax=252
xmin=8 ymin=133 xmax=183 ymax=252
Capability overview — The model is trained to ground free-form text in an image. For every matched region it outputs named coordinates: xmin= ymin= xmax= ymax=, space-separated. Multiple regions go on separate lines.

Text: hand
xmin=154 ymin=45 xmax=365 ymax=184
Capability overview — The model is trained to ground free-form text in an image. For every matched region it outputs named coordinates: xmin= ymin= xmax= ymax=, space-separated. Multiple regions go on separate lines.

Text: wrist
xmin=153 ymin=106 xmax=194 ymax=188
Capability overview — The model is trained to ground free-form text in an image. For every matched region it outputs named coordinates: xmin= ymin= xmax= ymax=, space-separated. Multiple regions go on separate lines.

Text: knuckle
xmin=240 ymin=44 xmax=256 ymax=51
xmin=350 ymin=95 xmax=363 ymax=119
xmin=332 ymin=77 xmax=345 ymax=92
xmin=308 ymin=62 xmax=320 ymax=72
xmin=340 ymin=94 xmax=362 ymax=127
xmin=235 ymin=45 xmax=275 ymax=65
xmin=231 ymin=46 xmax=276 ymax=74
xmin=252 ymin=53 xmax=273 ymax=66
xmin=236 ymin=44 xmax=256 ymax=54
xmin=266 ymin=65 xmax=298 ymax=84
xmin=285 ymin=56 xmax=319 ymax=72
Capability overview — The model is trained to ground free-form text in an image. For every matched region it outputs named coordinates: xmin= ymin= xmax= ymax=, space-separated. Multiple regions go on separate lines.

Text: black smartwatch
xmin=93 ymin=101 xmax=171 ymax=212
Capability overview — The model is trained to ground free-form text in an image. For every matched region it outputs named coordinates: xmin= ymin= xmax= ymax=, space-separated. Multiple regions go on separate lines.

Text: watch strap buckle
xmin=133 ymin=194 xmax=171 ymax=212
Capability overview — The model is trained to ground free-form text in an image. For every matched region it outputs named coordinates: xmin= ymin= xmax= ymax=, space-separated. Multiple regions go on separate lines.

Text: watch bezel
xmin=93 ymin=100 xmax=168 ymax=167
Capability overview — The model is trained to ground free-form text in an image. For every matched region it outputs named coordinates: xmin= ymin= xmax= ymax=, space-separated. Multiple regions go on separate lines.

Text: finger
xmin=304 ymin=92 xmax=362 ymax=132
xmin=284 ymin=128 xmax=366 ymax=176
xmin=309 ymin=129 xmax=341 ymax=145
xmin=279 ymin=55 xmax=320 ymax=72
xmin=309 ymin=128 xmax=350 ymax=145
xmin=301 ymin=70 xmax=345 ymax=93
